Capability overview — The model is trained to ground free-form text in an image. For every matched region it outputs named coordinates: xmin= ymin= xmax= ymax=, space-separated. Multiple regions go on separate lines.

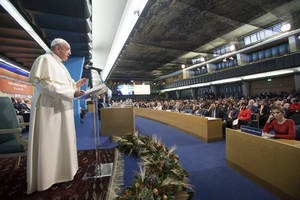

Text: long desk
xmin=101 ymin=106 xmax=135 ymax=136
xmin=226 ymin=128 xmax=300 ymax=199
xmin=135 ymin=108 xmax=222 ymax=142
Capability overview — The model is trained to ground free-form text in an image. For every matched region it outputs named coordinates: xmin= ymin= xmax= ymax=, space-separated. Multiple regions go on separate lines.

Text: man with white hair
xmin=27 ymin=38 xmax=86 ymax=194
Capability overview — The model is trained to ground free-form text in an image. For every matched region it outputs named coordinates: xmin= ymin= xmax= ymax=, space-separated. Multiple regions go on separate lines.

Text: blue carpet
xmin=76 ymin=112 xmax=117 ymax=150
xmin=75 ymin=114 xmax=277 ymax=199
xmin=130 ymin=117 xmax=277 ymax=200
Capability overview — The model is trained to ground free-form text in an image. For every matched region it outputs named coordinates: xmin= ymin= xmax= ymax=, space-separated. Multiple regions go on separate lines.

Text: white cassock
xmin=27 ymin=52 xmax=78 ymax=194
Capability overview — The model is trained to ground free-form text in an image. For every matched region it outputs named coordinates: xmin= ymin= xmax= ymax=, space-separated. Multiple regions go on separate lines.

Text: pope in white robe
xmin=27 ymin=38 xmax=86 ymax=194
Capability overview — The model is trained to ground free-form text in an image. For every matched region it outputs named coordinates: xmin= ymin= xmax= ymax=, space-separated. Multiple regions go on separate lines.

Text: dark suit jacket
xmin=206 ymin=108 xmax=224 ymax=119
xmin=224 ymin=108 xmax=238 ymax=121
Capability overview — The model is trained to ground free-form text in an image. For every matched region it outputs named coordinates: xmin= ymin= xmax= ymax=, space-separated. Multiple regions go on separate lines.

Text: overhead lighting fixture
xmin=159 ymin=67 xmax=299 ymax=93
xmin=0 ymin=0 xmax=50 ymax=52
xmin=181 ymin=64 xmax=186 ymax=69
xmin=242 ymin=69 xmax=294 ymax=80
xmin=211 ymin=77 xmax=241 ymax=85
xmin=102 ymin=0 xmax=149 ymax=81
xmin=0 ymin=58 xmax=29 ymax=74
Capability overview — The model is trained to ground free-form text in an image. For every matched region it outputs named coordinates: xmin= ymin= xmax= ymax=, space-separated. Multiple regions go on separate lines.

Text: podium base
xmin=82 ymin=163 xmax=113 ymax=179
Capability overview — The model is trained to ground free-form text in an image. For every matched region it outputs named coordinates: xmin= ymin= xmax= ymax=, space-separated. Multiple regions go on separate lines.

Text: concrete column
xmin=210 ymin=85 xmax=217 ymax=95
xmin=288 ymin=35 xmax=300 ymax=52
xmin=191 ymin=88 xmax=195 ymax=99
xmin=165 ymin=92 xmax=169 ymax=99
xmin=176 ymin=90 xmax=180 ymax=99
xmin=241 ymin=81 xmax=249 ymax=97
xmin=182 ymin=69 xmax=191 ymax=79
xmin=206 ymin=63 xmax=216 ymax=73
xmin=294 ymin=74 xmax=300 ymax=92
xmin=237 ymin=53 xmax=247 ymax=66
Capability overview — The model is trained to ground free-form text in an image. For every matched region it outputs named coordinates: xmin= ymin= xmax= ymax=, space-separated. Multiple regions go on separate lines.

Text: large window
xmin=213 ymin=44 xmax=235 ymax=57
xmin=243 ymin=22 xmax=286 ymax=46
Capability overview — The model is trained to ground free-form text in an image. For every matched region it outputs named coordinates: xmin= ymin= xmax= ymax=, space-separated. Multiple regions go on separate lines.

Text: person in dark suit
xmin=206 ymin=102 xmax=224 ymax=119
xmin=14 ymin=97 xmax=31 ymax=127
xmin=258 ymin=99 xmax=270 ymax=128
xmin=223 ymin=102 xmax=239 ymax=128
xmin=14 ymin=97 xmax=30 ymax=114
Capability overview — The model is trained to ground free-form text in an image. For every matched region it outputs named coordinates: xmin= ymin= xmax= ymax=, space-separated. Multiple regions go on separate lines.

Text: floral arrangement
xmin=115 ymin=134 xmax=194 ymax=200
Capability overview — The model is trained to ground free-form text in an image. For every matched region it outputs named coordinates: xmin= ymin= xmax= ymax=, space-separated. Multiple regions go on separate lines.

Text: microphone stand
xmin=82 ymin=68 xmax=113 ymax=179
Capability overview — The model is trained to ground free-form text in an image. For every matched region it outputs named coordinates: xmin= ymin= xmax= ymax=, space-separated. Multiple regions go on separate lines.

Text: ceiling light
xmin=211 ymin=77 xmax=241 ymax=85
xmin=102 ymin=0 xmax=149 ymax=81
xmin=281 ymin=23 xmax=291 ymax=32
xmin=242 ymin=69 xmax=294 ymax=80
xmin=0 ymin=0 xmax=50 ymax=52
xmin=181 ymin=64 xmax=186 ymax=69
xmin=0 ymin=58 xmax=29 ymax=74
xmin=159 ymin=67 xmax=299 ymax=93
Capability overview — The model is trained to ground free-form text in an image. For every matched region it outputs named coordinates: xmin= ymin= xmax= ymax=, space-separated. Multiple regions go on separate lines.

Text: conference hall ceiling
xmin=1 ymin=0 xmax=300 ymax=82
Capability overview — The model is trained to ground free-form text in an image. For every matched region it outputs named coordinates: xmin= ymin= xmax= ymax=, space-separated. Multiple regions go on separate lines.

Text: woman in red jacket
xmin=236 ymin=102 xmax=252 ymax=127
xmin=263 ymin=105 xmax=295 ymax=140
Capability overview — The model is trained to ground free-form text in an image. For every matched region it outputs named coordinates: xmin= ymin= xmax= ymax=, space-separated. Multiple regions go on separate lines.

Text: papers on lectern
xmin=77 ymin=83 xmax=107 ymax=99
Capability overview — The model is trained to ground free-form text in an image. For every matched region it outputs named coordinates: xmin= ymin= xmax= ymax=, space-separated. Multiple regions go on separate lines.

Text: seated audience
xmin=287 ymin=98 xmax=300 ymax=125
xmin=24 ymin=98 xmax=31 ymax=109
xmin=258 ymin=99 xmax=270 ymax=128
xmin=223 ymin=102 xmax=238 ymax=128
xmin=236 ymin=102 xmax=252 ymax=128
xmin=206 ymin=102 xmax=224 ymax=118
xmin=247 ymin=99 xmax=258 ymax=113
xmin=263 ymin=105 xmax=296 ymax=139
xmin=14 ymin=97 xmax=30 ymax=114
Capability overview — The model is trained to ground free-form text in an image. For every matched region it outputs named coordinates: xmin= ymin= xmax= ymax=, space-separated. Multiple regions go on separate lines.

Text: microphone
xmin=84 ymin=65 xmax=102 ymax=73
xmin=85 ymin=65 xmax=104 ymax=83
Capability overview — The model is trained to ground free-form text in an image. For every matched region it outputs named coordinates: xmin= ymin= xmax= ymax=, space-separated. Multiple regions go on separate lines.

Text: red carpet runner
xmin=0 ymin=148 xmax=117 ymax=200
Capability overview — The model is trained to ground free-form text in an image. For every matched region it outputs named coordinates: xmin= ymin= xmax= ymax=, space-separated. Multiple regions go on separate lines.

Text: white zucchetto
xmin=50 ymin=38 xmax=68 ymax=47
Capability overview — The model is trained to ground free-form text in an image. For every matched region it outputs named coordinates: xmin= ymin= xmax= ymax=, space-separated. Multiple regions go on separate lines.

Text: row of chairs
xmin=0 ymin=97 xmax=27 ymax=168
xmin=247 ymin=43 xmax=289 ymax=62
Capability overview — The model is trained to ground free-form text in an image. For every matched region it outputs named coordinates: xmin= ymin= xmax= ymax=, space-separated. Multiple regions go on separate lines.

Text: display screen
xmin=117 ymin=84 xmax=150 ymax=95
xmin=133 ymin=84 xmax=150 ymax=95
xmin=117 ymin=84 xmax=134 ymax=95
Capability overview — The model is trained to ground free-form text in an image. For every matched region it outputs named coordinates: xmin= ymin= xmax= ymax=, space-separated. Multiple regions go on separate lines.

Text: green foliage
xmin=115 ymin=134 xmax=194 ymax=200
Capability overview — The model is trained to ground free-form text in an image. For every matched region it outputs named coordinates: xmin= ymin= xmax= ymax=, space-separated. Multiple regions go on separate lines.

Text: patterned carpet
xmin=0 ymin=148 xmax=117 ymax=200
